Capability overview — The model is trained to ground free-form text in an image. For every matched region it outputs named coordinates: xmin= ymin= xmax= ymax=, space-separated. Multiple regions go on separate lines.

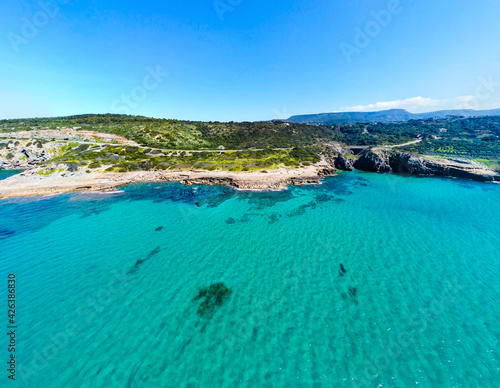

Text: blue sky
xmin=1 ymin=0 xmax=500 ymax=121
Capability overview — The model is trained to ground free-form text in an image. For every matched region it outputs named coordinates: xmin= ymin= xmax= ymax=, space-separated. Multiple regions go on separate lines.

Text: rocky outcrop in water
xmin=353 ymin=151 xmax=392 ymax=173
xmin=348 ymin=149 xmax=500 ymax=182
xmin=334 ymin=155 xmax=355 ymax=171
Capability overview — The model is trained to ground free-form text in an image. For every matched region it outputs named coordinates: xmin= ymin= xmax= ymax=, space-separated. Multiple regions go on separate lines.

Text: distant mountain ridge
xmin=286 ymin=108 xmax=500 ymax=124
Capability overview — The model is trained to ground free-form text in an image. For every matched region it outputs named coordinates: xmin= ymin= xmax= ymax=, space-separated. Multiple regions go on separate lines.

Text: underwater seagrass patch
xmin=194 ymin=282 xmax=233 ymax=318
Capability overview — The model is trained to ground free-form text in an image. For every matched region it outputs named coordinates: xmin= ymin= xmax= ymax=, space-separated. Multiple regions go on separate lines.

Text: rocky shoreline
xmin=0 ymin=140 xmax=499 ymax=200
xmin=333 ymin=149 xmax=500 ymax=182
xmin=0 ymin=160 xmax=336 ymax=199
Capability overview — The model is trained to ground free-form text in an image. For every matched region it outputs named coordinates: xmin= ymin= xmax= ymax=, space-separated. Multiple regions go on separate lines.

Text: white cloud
xmin=336 ymin=95 xmax=485 ymax=113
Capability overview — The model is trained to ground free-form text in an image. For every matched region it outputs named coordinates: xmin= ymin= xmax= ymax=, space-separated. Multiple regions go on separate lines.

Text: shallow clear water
xmin=1 ymin=171 xmax=499 ymax=387
xmin=0 ymin=170 xmax=22 ymax=180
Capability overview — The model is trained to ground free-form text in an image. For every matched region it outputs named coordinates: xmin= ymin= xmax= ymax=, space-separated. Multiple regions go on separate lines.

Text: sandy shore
xmin=0 ymin=161 xmax=336 ymax=200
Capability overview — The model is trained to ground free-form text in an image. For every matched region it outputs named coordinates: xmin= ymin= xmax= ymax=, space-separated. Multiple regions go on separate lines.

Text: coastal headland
xmin=1 ymin=114 xmax=499 ymax=199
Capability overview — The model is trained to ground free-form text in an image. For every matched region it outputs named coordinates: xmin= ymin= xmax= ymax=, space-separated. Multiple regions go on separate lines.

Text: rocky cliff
xmin=345 ymin=149 xmax=500 ymax=182
xmin=0 ymin=139 xmax=65 ymax=170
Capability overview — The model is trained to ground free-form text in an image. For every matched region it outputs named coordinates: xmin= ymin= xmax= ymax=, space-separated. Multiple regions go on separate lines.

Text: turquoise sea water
xmin=1 ymin=171 xmax=499 ymax=387
xmin=0 ymin=170 xmax=21 ymax=180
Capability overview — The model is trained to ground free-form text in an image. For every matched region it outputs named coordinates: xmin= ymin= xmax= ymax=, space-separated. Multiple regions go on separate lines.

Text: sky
xmin=1 ymin=0 xmax=500 ymax=121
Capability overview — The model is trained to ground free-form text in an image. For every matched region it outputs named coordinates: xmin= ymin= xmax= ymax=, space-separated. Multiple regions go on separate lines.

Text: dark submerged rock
xmin=128 ymin=246 xmax=161 ymax=275
xmin=194 ymin=282 xmax=233 ymax=318
xmin=0 ymin=229 xmax=15 ymax=238
xmin=315 ymin=194 xmax=333 ymax=202
xmin=339 ymin=263 xmax=347 ymax=277
xmin=268 ymin=213 xmax=279 ymax=224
